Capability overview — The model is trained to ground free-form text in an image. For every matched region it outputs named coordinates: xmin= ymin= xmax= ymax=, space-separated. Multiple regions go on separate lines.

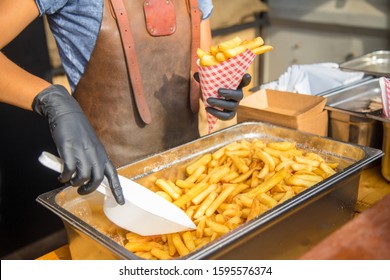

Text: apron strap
xmin=109 ymin=0 xmax=201 ymax=122
xmin=188 ymin=0 xmax=201 ymax=113
xmin=109 ymin=0 xmax=152 ymax=124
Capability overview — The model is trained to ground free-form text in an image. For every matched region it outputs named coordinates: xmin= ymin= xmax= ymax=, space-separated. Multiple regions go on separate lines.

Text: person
xmin=0 ymin=0 xmax=251 ymax=206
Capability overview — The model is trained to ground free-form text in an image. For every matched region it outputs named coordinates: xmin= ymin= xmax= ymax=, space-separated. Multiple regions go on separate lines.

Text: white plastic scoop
xmin=38 ymin=151 xmax=196 ymax=236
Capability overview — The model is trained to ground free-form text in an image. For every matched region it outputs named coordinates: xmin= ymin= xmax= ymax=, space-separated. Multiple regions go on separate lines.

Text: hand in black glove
xmin=194 ymin=72 xmax=252 ymax=120
xmin=32 ymin=85 xmax=124 ymax=205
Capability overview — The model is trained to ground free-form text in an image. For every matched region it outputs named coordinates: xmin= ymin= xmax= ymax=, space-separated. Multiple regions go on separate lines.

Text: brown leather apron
xmin=73 ymin=0 xmax=201 ymax=167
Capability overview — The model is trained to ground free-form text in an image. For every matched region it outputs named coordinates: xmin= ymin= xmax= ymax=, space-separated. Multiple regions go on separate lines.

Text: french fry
xmin=186 ymin=154 xmax=212 ymax=175
xmin=215 ymin=52 xmax=227 ymax=62
xmin=256 ymin=150 xmax=276 ymax=171
xmin=173 ymin=182 xmax=209 ymax=208
xmin=171 ymin=233 xmax=189 ymax=256
xmin=218 ymin=36 xmax=243 ymax=51
xmin=209 ymin=166 xmax=231 ymax=184
xmin=227 ymin=153 xmax=250 ymax=173
xmin=168 ymin=180 xmax=183 ymax=195
xmin=294 ymin=156 xmax=320 ymax=167
xmin=135 ymin=251 xmax=154 ymax=259
xmin=251 ymin=45 xmax=273 ymax=55
xmin=196 ymin=218 xmax=206 ymax=238
xmin=205 ymin=186 xmax=235 ymax=217
xmin=206 ymin=218 xmax=229 ymax=235
xmin=223 ymin=37 xmax=264 ymax=58
xmin=327 ymin=162 xmax=339 ymax=169
xmin=257 ymin=193 xmax=278 ymax=208
xmin=185 ymin=165 xmax=206 ymax=184
xmin=278 ymin=189 xmax=295 ymax=204
xmin=226 ymin=183 xmax=251 ymax=202
xmin=225 ymin=216 xmax=242 ymax=230
xmin=226 ymin=149 xmax=251 ymax=157
xmin=305 ymin=152 xmax=326 ymax=163
xmin=215 ymin=213 xmax=226 ymax=224
xmin=182 ymin=231 xmax=196 ymax=252
xmin=193 ymin=191 xmax=218 ymax=219
xmin=222 ymin=208 xmax=242 ymax=218
xmin=151 ymin=248 xmax=172 ymax=260
xmin=247 ymin=198 xmax=269 ymax=221
xmin=212 ymin=146 xmax=226 ymax=160
xmin=223 ymin=45 xmax=248 ymax=58
xmin=175 ymin=179 xmax=196 ymax=189
xmin=275 ymin=160 xmax=294 ymax=171
xmin=320 ymin=162 xmax=337 ymax=176
xmin=122 ymin=139 xmax=339 ymax=260
xmin=125 ymin=241 xmax=164 ymax=252
xmin=246 ymin=168 xmax=288 ymax=198
xmin=192 ymin=183 xmax=217 ymax=205
xmin=257 ymin=164 xmax=269 ymax=179
xmin=199 ymin=54 xmax=219 ymax=67
xmin=262 ymin=146 xmax=282 ymax=158
xmin=292 ymin=163 xmax=313 ymax=172
xmin=209 ymin=45 xmax=219 ymax=56
xmin=196 ymin=48 xmax=208 ymax=58
xmin=195 ymin=237 xmax=211 ymax=249
xmin=286 ymin=176 xmax=318 ymax=188
xmin=155 ymin=179 xmax=181 ymax=200
xmin=156 ymin=191 xmax=173 ymax=202
xmin=267 ymin=141 xmax=296 ymax=151
xmin=197 ymin=36 xmax=272 ymax=68
xmin=230 ymin=168 xmax=254 ymax=184
xmin=167 ymin=234 xmax=176 ymax=256
xmin=221 ymin=171 xmax=240 ymax=183
xmin=236 ymin=194 xmax=253 ymax=208
xmin=210 ymin=232 xmax=219 ymax=241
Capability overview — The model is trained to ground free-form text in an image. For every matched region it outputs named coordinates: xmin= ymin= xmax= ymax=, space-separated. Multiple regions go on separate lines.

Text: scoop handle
xmin=38 ymin=152 xmax=64 ymax=173
xmin=38 ymin=152 xmax=110 ymax=196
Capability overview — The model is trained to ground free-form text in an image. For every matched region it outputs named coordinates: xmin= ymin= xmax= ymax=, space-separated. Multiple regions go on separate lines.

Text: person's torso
xmin=73 ymin=0 xmax=201 ymax=167
xmin=37 ymin=0 xmax=213 ymax=91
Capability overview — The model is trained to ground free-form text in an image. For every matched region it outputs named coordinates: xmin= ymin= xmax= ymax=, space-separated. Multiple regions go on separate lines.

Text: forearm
xmin=0 ymin=52 xmax=51 ymax=110
xmin=200 ymin=18 xmax=212 ymax=50
xmin=0 ymin=0 xmax=50 ymax=110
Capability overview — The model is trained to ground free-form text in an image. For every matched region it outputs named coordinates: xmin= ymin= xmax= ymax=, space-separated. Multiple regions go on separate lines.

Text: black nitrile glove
xmin=194 ymin=73 xmax=252 ymax=120
xmin=32 ymin=85 xmax=124 ymax=205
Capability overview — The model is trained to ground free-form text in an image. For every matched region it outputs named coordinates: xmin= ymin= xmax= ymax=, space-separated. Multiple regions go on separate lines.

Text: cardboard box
xmin=237 ymin=89 xmax=328 ymax=136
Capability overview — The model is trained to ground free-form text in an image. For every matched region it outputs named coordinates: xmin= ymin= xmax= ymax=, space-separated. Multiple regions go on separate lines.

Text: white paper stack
xmin=261 ymin=63 xmax=365 ymax=95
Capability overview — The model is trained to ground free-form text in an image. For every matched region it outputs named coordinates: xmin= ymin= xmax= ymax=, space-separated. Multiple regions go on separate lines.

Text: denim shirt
xmin=35 ymin=0 xmax=213 ymax=92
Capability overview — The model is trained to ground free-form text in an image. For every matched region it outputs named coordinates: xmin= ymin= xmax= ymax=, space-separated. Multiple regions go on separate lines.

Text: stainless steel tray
xmin=340 ymin=50 xmax=390 ymax=77
xmin=322 ymin=78 xmax=383 ymax=148
xmin=36 ymin=122 xmax=383 ymax=260
xmin=323 ymin=77 xmax=382 ymax=117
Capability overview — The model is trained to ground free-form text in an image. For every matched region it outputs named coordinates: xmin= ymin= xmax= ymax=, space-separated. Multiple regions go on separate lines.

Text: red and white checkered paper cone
xmin=197 ymin=49 xmax=257 ymax=133
xmin=379 ymin=77 xmax=390 ymax=117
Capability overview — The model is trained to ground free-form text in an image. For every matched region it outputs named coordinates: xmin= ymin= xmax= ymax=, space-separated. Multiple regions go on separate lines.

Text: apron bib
xmin=73 ymin=0 xmax=201 ymax=167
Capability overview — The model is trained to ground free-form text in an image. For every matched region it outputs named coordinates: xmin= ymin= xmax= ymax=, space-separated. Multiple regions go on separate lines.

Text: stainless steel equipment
xmin=322 ymin=77 xmax=383 ymax=148
xmin=36 ymin=122 xmax=382 ymax=260
xmin=340 ymin=50 xmax=390 ymax=77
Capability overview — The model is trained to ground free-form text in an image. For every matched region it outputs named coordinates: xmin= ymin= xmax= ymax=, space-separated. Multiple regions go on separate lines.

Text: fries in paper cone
xmin=197 ymin=36 xmax=273 ymax=133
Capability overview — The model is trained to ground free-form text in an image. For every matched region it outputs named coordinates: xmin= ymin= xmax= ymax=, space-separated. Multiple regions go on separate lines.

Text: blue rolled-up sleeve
xmin=35 ymin=0 xmax=68 ymax=16
xmin=199 ymin=0 xmax=213 ymax=20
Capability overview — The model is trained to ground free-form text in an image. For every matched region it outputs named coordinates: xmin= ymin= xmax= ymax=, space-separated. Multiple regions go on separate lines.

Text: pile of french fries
xmin=197 ymin=36 xmax=273 ymax=67
xmin=124 ymin=139 xmax=338 ymax=260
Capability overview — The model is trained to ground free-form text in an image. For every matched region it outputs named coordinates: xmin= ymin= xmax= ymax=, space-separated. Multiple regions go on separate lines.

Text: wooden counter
xmin=37 ymin=164 xmax=390 ymax=260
